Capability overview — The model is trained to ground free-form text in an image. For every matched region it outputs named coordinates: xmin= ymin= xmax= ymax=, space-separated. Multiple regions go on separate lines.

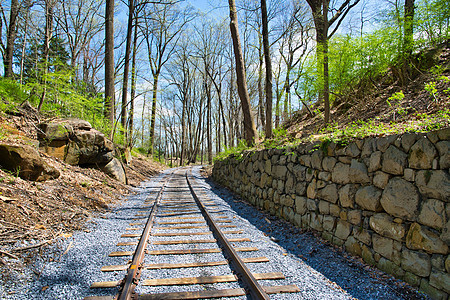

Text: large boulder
xmin=38 ymin=119 xmax=114 ymax=166
xmin=38 ymin=118 xmax=126 ymax=183
xmin=0 ymin=143 xmax=59 ymax=181
xmin=102 ymin=158 xmax=127 ymax=184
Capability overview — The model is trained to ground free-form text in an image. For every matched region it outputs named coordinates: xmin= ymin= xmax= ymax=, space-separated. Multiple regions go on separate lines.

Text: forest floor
xmin=0 ymin=111 xmax=165 ymax=267
xmin=280 ymin=44 xmax=450 ymax=146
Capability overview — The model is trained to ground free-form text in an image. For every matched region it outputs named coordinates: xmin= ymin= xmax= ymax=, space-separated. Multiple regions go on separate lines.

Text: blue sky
xmin=188 ymin=0 xmax=228 ymax=15
xmin=189 ymin=0 xmax=216 ymax=11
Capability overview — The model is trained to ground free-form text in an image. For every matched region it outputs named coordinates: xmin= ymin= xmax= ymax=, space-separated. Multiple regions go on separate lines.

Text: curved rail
xmin=185 ymin=172 xmax=270 ymax=300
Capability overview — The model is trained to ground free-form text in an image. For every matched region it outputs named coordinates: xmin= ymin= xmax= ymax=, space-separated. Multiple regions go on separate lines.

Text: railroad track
xmin=85 ymin=169 xmax=300 ymax=299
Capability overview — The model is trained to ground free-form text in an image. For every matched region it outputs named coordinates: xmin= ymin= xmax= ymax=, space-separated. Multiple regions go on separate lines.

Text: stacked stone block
xmin=212 ymin=128 xmax=450 ymax=299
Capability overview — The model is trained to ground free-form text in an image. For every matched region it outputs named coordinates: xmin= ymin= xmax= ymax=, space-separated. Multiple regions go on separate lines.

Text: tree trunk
xmin=38 ymin=0 xmax=55 ymax=112
xmin=128 ymin=13 xmax=138 ymax=150
xmin=149 ymin=74 xmax=159 ymax=155
xmin=205 ymin=78 xmax=213 ymax=164
xmin=402 ymin=0 xmax=415 ymax=83
xmin=404 ymin=0 xmax=415 ymax=57
xmin=229 ymin=57 xmax=235 ymax=147
xmin=283 ymin=69 xmax=291 ymax=122
xmin=141 ymin=94 xmax=146 ymax=147
xmin=261 ymin=0 xmax=273 ymax=139
xmin=180 ymin=92 xmax=187 ymax=166
xmin=104 ymin=0 xmax=115 ymax=126
xmin=121 ymin=0 xmax=135 ymax=135
xmin=257 ymin=36 xmax=265 ymax=130
xmin=228 ymin=0 xmax=258 ymax=146
xmin=323 ymin=37 xmax=330 ymax=123
xmin=4 ymin=0 xmax=19 ymax=78
xmin=19 ymin=2 xmax=32 ymax=84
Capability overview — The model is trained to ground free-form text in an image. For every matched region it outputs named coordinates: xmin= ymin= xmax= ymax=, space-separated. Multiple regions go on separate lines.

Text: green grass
xmin=215 ymin=109 xmax=449 ymax=161
xmin=214 ymin=140 xmax=251 ymax=162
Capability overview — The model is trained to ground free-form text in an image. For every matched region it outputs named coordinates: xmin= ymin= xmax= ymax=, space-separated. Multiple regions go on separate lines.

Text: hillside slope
xmin=283 ymin=43 xmax=450 ymax=144
xmin=0 ymin=111 xmax=164 ymax=265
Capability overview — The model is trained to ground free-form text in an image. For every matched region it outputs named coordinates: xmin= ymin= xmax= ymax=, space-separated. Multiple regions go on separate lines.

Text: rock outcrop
xmin=38 ymin=119 xmax=126 ymax=184
xmin=0 ymin=143 xmax=60 ymax=181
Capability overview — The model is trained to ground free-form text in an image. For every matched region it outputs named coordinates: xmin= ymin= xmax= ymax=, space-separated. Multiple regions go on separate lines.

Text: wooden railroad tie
xmin=137 ymin=285 xmax=301 ymax=299
xmin=101 ymin=256 xmax=269 ymax=272
xmin=108 ymin=247 xmax=258 ymax=257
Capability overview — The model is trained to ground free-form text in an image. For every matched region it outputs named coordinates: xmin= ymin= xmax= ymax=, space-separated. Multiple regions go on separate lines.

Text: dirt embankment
xmin=284 ymin=44 xmax=450 ymax=141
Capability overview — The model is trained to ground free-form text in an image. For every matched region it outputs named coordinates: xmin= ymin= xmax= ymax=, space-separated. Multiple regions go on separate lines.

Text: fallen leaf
xmin=60 ymin=233 xmax=72 ymax=238
xmin=35 ymin=224 xmax=46 ymax=230
xmin=42 ymin=286 xmax=49 ymax=292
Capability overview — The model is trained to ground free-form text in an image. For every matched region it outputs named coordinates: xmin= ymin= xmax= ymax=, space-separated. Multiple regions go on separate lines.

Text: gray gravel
xmin=0 ymin=167 xmax=428 ymax=300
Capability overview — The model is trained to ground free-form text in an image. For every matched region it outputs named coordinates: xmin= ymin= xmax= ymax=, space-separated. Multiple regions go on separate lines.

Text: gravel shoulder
xmin=0 ymin=167 xmax=428 ymax=300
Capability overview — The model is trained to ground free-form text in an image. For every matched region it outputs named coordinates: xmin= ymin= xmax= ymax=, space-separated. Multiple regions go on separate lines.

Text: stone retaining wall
xmin=212 ymin=129 xmax=450 ymax=299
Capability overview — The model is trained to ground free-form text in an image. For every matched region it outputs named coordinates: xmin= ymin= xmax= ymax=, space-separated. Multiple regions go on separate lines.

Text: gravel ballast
xmin=0 ymin=167 xmax=428 ymax=299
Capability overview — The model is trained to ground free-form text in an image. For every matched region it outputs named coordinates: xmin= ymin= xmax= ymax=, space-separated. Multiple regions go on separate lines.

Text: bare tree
xmin=37 ymin=0 xmax=58 ymax=112
xmin=3 ymin=0 xmax=20 ymax=77
xmin=18 ymin=0 xmax=34 ymax=84
xmin=120 ymin=0 xmax=140 ymax=136
xmin=57 ymin=0 xmax=103 ymax=80
xmin=104 ymin=0 xmax=115 ymax=125
xmin=277 ymin=1 xmax=313 ymax=123
xmin=127 ymin=12 xmax=141 ymax=150
xmin=141 ymin=2 xmax=193 ymax=154
xmin=228 ymin=0 xmax=258 ymax=145
xmin=261 ymin=0 xmax=273 ymax=139
xmin=402 ymin=0 xmax=414 ymax=83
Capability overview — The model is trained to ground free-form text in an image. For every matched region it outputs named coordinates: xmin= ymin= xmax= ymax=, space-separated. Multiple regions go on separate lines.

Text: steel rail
xmin=116 ymin=174 xmax=171 ymax=300
xmin=185 ymin=172 xmax=270 ymax=300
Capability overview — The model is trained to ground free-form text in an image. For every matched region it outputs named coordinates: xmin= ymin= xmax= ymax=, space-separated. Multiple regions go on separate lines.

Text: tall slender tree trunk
xmin=228 ymin=0 xmax=258 ymax=145
xmin=105 ymin=0 xmax=115 ymax=126
xmin=180 ymin=93 xmax=187 ymax=166
xmin=83 ymin=48 xmax=89 ymax=84
xmin=121 ymin=0 xmax=135 ymax=135
xmin=4 ymin=0 xmax=19 ymax=78
xmin=205 ymin=78 xmax=212 ymax=164
xmin=19 ymin=2 xmax=32 ymax=84
xmin=404 ymin=0 xmax=415 ymax=57
xmin=323 ymin=36 xmax=330 ymax=123
xmin=38 ymin=0 xmax=55 ymax=112
xmin=283 ymin=69 xmax=291 ymax=122
xmin=261 ymin=0 xmax=273 ymax=139
xmin=128 ymin=14 xmax=138 ymax=150
xmin=229 ymin=58 xmax=235 ymax=147
xmin=257 ymin=36 xmax=265 ymax=130
xmin=218 ymin=88 xmax=228 ymax=148
xmin=149 ymin=74 xmax=159 ymax=155
xmin=141 ymin=95 xmax=146 ymax=146
xmin=322 ymin=1 xmax=330 ymax=123
xmin=402 ymin=0 xmax=415 ymax=83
